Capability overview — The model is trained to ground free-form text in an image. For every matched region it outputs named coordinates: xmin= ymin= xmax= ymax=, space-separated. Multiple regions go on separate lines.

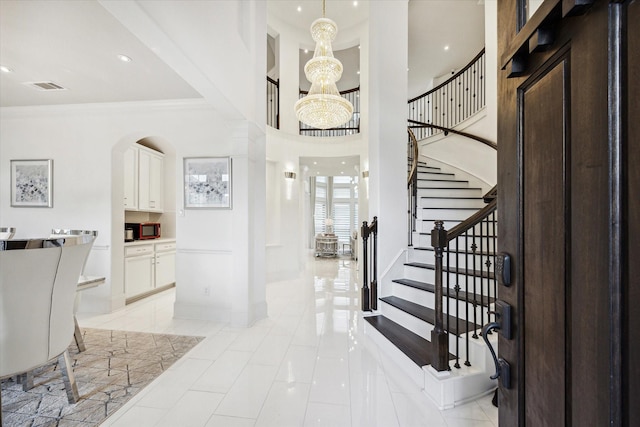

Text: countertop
xmin=124 ymin=237 xmax=175 ymax=247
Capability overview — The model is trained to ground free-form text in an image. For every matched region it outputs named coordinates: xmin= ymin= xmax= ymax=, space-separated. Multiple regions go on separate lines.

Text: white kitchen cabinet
xmin=124 ymin=245 xmax=154 ymax=299
xmin=124 ymin=144 xmax=164 ymax=213
xmin=123 ymin=146 xmax=138 ymax=210
xmin=155 ymin=251 xmax=176 ymax=288
xmin=138 ymin=146 xmax=164 ymax=213
xmin=125 ymin=240 xmax=175 ymax=302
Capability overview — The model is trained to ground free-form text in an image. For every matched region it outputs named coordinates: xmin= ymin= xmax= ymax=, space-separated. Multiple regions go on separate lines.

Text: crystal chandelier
xmin=294 ymin=0 xmax=354 ymax=130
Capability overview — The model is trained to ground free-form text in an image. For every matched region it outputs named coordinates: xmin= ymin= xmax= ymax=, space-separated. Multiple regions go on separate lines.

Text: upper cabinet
xmin=123 ymin=146 xmax=139 ymax=210
xmin=124 ymin=144 xmax=164 ymax=213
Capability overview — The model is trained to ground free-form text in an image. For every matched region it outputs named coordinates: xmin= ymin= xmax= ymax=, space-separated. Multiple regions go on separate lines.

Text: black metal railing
xmin=361 ymin=217 xmax=378 ymax=311
xmin=267 ymin=77 xmax=279 ymax=129
xmin=430 ymin=199 xmax=498 ymax=370
xmin=408 ymin=49 xmax=485 ymax=141
xmin=407 ymin=129 xmax=419 ymax=246
xmin=298 ymin=87 xmax=360 ymax=137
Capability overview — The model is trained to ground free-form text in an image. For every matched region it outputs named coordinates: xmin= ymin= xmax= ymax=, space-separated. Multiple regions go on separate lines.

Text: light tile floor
xmin=77 ymin=255 xmax=498 ymax=427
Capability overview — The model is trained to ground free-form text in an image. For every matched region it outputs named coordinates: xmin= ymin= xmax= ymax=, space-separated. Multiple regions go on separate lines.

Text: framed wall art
xmin=10 ymin=159 xmax=53 ymax=208
xmin=184 ymin=157 xmax=232 ymax=209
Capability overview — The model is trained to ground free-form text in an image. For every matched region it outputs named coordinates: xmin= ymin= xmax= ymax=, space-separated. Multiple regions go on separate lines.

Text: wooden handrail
xmin=447 ymin=199 xmax=497 ymax=241
xmin=408 ymin=120 xmax=497 ymax=151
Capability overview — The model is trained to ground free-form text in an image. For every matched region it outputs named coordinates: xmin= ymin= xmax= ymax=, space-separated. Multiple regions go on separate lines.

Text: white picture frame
xmin=10 ymin=159 xmax=53 ymax=208
xmin=184 ymin=157 xmax=232 ymax=209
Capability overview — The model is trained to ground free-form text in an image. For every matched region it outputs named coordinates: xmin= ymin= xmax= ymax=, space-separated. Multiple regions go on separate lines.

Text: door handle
xmin=482 ymin=300 xmax=512 ymax=388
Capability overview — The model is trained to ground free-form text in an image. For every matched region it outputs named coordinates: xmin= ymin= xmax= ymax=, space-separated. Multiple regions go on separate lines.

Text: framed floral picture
xmin=11 ymin=159 xmax=53 ymax=208
xmin=184 ymin=157 xmax=232 ymax=209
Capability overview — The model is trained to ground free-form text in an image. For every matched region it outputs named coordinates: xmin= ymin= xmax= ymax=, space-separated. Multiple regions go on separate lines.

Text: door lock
xmin=495 ymin=252 xmax=512 ymax=287
xmin=482 ymin=300 xmax=513 ymax=388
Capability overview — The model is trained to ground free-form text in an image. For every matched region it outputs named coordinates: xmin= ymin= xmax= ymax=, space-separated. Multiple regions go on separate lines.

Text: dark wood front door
xmin=496 ymin=1 xmax=638 ymax=425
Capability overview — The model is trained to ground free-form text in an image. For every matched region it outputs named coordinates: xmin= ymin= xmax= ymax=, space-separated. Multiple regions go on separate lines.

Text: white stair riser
xmin=417 ymin=188 xmax=483 ymax=198
xmin=419 ymin=197 xmax=486 ymax=209
xmin=408 ymin=250 xmax=497 ymax=271
xmin=417 ymin=180 xmax=470 ymax=189
xmin=416 ymin=234 xmax=498 ymax=251
xmin=417 ymin=172 xmax=455 ymax=180
xmin=390 ymin=283 xmax=490 ymax=322
xmin=420 ymin=220 xmax=463 ymax=232
xmin=403 ymin=267 xmax=496 ymax=293
xmin=421 ymin=208 xmax=481 ymax=220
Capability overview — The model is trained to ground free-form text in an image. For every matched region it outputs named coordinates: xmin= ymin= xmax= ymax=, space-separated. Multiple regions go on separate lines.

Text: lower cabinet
xmin=154 ymin=249 xmax=176 ymax=288
xmin=124 ymin=240 xmax=175 ymax=302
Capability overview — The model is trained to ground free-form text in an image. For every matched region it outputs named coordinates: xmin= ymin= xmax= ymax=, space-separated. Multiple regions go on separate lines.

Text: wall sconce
xmin=284 ymin=171 xmax=296 ymax=200
xmin=362 ymin=170 xmax=369 ymax=199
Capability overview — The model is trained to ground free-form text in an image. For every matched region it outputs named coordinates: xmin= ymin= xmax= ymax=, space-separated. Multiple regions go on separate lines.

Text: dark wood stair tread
xmin=405 ymin=262 xmax=496 ymax=280
xmin=364 ymin=315 xmax=454 ymax=367
xmin=391 ymin=278 xmax=496 ymax=306
xmin=380 ymin=296 xmax=480 ymax=335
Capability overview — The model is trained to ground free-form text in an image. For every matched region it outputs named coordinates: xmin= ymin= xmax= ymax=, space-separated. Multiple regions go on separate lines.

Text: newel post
xmin=431 ymin=220 xmax=450 ymax=371
xmin=361 ymin=220 xmax=370 ymax=311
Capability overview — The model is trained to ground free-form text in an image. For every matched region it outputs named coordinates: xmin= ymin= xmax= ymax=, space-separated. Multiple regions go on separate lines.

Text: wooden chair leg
xmin=58 ymin=350 xmax=79 ymax=403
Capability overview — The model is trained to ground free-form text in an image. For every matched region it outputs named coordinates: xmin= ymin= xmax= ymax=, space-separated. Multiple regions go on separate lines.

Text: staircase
xmin=363 ymin=158 xmax=497 ymax=409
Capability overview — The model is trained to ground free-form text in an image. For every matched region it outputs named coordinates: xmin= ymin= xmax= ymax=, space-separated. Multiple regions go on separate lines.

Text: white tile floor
xmin=77 ymin=255 xmax=498 ymax=427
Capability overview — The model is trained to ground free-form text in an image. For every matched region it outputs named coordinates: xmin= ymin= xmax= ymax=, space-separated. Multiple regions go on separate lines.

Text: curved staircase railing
xmin=407 ymin=129 xmax=419 ymax=246
xmin=408 ymin=48 xmax=486 ymax=141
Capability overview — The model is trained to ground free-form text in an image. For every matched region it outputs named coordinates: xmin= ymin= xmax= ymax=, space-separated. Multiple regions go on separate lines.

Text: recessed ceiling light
xmin=353 ymin=1 xmax=358 ymax=6
xmin=444 ymin=45 xmax=450 ymax=51
xmin=0 ymin=65 xmax=13 ymax=73
xmin=341 ymin=161 xmax=346 ymax=164
xmin=313 ymin=161 xmax=317 ymax=165
xmin=297 ymin=6 xmax=302 ymax=12
xmin=356 ymin=70 xmax=360 ymax=75
xmin=117 ymin=54 xmax=132 ymax=62
xmin=304 ymin=49 xmax=309 ymax=54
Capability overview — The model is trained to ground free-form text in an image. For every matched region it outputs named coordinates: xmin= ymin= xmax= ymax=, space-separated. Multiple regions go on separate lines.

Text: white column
xmin=367 ymin=1 xmax=409 ymax=270
xmin=231 ymin=121 xmax=267 ymax=327
xmin=278 ymin=29 xmax=302 ymax=134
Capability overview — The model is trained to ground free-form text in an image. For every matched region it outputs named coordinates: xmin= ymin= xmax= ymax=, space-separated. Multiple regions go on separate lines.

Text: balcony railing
xmin=267 ymin=77 xmax=279 ymax=129
xmin=408 ymin=49 xmax=486 ymax=140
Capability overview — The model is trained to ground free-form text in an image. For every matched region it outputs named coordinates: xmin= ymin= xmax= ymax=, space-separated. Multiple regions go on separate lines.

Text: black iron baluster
xmin=454 ymin=241 xmax=461 ymax=369
xmin=471 ymin=226 xmax=478 ymax=340
xmin=479 ymin=220 xmax=485 ymax=334
xmin=464 ymin=231 xmax=471 ymax=366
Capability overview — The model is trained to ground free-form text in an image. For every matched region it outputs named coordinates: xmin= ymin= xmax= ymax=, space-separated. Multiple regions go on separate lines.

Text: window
xmin=313 ymin=176 xmax=358 ymax=243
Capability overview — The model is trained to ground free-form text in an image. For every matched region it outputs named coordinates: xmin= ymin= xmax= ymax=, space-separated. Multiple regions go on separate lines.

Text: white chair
xmin=0 ymin=233 xmax=95 ymax=422
xmin=0 ymin=227 xmax=15 ymax=240
xmin=50 ymin=229 xmax=99 ymax=352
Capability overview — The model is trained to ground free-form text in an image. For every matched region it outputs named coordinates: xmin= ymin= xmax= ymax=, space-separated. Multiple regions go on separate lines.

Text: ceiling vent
xmin=23 ymin=81 xmax=67 ymax=91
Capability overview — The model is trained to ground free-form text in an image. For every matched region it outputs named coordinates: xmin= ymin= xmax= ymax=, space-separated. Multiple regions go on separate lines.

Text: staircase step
xmin=364 ymin=315 xmax=434 ymax=367
xmin=391 ymin=278 xmax=496 ymax=307
xmin=380 ymin=296 xmax=480 ymax=336
xmin=404 ymin=262 xmax=495 ymax=280
xmin=413 ymin=246 xmax=496 ymax=257
xmin=417 ymin=187 xmax=483 ymax=197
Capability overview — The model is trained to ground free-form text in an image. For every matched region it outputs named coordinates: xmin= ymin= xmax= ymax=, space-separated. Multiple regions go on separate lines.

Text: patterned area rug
xmin=1 ymin=328 xmax=204 ymax=426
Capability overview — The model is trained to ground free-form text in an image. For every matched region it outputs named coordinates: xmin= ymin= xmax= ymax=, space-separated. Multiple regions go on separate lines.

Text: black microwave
xmin=125 ymin=222 xmax=161 ymax=240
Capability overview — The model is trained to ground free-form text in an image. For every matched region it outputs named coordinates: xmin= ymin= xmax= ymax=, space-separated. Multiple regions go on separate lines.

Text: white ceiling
xmin=0 ymin=0 xmax=485 ymax=108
